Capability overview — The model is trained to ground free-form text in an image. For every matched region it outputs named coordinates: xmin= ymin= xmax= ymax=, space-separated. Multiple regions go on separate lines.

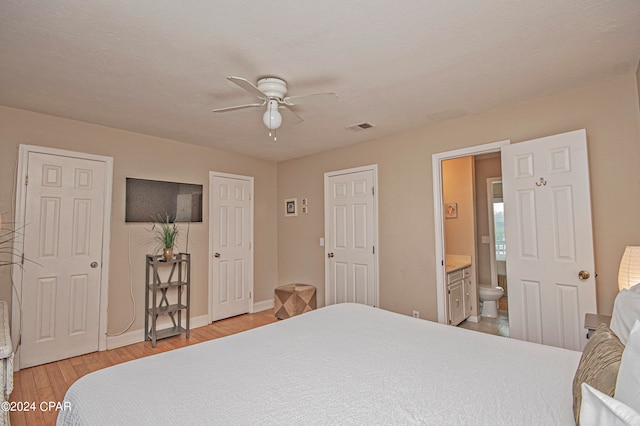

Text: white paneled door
xmin=502 ymin=129 xmax=596 ymax=351
xmin=21 ymin=152 xmax=107 ymax=368
xmin=325 ymin=166 xmax=378 ymax=307
xmin=210 ymin=173 xmax=253 ymax=321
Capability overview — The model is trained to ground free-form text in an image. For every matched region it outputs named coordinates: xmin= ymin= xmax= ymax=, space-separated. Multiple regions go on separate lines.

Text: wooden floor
xmin=8 ymin=309 xmax=277 ymax=426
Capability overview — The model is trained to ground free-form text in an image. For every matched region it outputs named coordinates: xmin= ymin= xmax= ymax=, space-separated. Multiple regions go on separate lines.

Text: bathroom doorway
xmin=433 ymin=140 xmax=510 ymax=337
xmin=457 ymin=155 xmax=509 ymax=338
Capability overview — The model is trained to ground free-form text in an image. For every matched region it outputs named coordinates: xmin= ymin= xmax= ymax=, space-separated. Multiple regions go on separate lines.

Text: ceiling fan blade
xmin=280 ymin=105 xmax=303 ymax=124
xmin=227 ymin=76 xmax=267 ymax=100
xmin=283 ymin=92 xmax=338 ymax=106
xmin=212 ymin=102 xmax=265 ymax=113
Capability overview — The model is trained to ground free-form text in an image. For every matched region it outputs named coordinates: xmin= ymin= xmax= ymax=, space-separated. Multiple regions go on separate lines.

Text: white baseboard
xmin=253 ymin=299 xmax=274 ymax=312
xmin=106 ymin=299 xmax=274 ymax=350
xmin=106 ymin=314 xmax=209 ymax=350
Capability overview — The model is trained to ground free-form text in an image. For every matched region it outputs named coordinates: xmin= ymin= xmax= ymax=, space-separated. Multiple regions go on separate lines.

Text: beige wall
xmin=442 ymin=156 xmax=478 ymax=316
xmin=0 ymin=106 xmax=279 ymax=335
xmin=277 ymin=75 xmax=640 ymax=319
xmin=443 ymin=157 xmax=475 ymax=259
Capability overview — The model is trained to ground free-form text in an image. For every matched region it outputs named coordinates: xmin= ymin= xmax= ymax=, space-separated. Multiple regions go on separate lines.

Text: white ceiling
xmin=1 ymin=1 xmax=639 ymax=162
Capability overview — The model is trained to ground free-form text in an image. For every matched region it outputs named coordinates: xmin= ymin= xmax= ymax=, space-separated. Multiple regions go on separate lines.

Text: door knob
xmin=578 ymin=270 xmax=591 ymax=280
xmin=90 ymin=262 xmax=99 ymax=268
xmin=214 ymin=253 xmax=221 ymax=258
xmin=327 ymin=252 xmax=334 ymax=258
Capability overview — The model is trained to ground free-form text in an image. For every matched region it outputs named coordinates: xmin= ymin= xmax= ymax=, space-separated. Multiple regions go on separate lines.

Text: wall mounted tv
xmin=125 ymin=178 xmax=203 ymax=223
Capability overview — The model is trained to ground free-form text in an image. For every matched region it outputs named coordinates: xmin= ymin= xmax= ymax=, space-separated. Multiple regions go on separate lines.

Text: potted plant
xmin=152 ymin=214 xmax=178 ymax=261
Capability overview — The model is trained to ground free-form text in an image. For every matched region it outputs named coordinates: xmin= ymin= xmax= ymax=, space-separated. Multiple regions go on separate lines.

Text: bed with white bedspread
xmin=57 ymin=303 xmax=581 ymax=425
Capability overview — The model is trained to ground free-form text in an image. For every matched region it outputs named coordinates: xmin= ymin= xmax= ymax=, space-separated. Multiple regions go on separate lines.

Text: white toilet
xmin=478 ymin=285 xmax=504 ymax=318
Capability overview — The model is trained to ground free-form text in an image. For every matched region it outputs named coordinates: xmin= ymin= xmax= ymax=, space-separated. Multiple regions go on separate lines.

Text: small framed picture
xmin=445 ymin=202 xmax=458 ymax=219
xmin=285 ymin=198 xmax=297 ymax=217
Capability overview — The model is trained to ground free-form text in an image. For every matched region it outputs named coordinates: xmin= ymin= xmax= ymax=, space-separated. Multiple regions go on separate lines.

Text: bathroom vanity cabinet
xmin=447 ymin=265 xmax=472 ymax=325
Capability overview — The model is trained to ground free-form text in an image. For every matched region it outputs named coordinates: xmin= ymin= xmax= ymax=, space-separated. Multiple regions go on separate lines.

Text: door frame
xmin=12 ymin=144 xmax=113 ymax=370
xmin=432 ymin=140 xmax=509 ymax=324
xmin=324 ymin=164 xmax=379 ymax=307
xmin=208 ymin=171 xmax=254 ymax=323
xmin=486 ymin=176 xmax=502 ymax=288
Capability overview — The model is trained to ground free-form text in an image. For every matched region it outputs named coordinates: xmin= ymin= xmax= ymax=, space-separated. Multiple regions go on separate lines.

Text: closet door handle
xmin=578 ymin=270 xmax=590 ymax=280
xmin=214 ymin=253 xmax=221 ymax=258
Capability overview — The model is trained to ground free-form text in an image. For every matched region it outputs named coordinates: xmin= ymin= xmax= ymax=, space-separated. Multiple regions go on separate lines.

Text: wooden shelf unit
xmin=145 ymin=252 xmax=191 ymax=347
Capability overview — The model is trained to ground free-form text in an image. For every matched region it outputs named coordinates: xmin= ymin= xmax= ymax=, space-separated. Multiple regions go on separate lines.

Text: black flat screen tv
xmin=125 ymin=178 xmax=203 ymax=223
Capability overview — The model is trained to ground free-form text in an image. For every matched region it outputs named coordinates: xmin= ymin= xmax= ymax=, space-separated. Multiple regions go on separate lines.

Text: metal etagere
xmin=145 ymin=252 xmax=190 ymax=347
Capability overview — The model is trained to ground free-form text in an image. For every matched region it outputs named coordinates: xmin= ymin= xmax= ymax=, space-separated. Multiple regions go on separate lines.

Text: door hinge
xmin=21 ymin=253 xmax=25 ymax=266
xmin=249 ymin=193 xmax=252 ymax=201
xmin=372 ymin=245 xmax=375 ymax=254
xmin=25 ymin=175 xmax=28 ymax=186
xmin=249 ymin=291 xmax=252 ymax=299
xmin=248 ymin=242 xmax=252 ymax=250
xmin=372 ymin=187 xmax=375 ymax=196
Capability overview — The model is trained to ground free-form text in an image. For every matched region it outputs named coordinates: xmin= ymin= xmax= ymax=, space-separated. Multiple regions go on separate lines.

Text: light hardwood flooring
xmin=8 ymin=309 xmax=277 ymax=426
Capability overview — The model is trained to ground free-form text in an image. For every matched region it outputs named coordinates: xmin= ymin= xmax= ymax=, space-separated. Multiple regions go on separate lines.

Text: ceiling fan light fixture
xmin=262 ymin=100 xmax=282 ymax=130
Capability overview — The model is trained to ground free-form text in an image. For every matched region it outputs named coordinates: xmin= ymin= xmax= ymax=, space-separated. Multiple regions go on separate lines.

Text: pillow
xmin=573 ymin=323 xmax=625 ymax=423
xmin=611 ymin=289 xmax=640 ymax=345
xmin=579 ymin=383 xmax=640 ymax=426
xmin=615 ymin=320 xmax=640 ymax=413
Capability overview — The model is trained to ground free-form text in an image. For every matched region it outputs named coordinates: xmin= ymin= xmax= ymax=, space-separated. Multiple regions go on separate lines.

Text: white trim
xmin=432 ymin=141 xmax=509 ymax=324
xmin=107 ymin=314 xmax=210 ymax=350
xmin=323 ymin=164 xmax=379 ymax=307
xmin=253 ymin=299 xmax=274 ymax=312
xmin=486 ymin=177 xmax=502 ymax=288
xmin=208 ymin=171 xmax=255 ymax=323
xmin=108 ymin=297 xmax=273 ymax=349
xmin=12 ymin=144 xmax=113 ymax=370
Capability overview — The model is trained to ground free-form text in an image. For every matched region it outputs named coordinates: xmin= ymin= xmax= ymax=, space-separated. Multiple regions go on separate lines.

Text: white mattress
xmin=57 ymin=303 xmax=581 ymax=425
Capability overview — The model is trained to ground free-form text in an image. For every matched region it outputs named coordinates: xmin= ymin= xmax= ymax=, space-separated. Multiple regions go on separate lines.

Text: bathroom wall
xmin=442 ymin=156 xmax=478 ymax=316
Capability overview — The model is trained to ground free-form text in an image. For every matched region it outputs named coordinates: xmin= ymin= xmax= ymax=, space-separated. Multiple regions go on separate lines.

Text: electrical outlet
xmin=412 ymin=310 xmax=420 ymax=319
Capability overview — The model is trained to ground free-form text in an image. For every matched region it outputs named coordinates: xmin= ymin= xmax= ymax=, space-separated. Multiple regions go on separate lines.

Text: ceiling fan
xmin=213 ymin=76 xmax=338 ymax=140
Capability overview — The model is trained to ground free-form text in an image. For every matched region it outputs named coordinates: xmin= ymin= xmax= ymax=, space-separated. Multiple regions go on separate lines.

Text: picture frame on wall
xmin=445 ymin=202 xmax=458 ymax=219
xmin=285 ymin=198 xmax=297 ymax=217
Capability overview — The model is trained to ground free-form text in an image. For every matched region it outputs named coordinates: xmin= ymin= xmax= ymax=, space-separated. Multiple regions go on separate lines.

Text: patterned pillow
xmin=573 ymin=323 xmax=625 ymax=424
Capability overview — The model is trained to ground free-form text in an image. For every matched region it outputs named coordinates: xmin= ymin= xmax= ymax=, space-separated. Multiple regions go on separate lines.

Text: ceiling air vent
xmin=346 ymin=122 xmax=375 ymax=131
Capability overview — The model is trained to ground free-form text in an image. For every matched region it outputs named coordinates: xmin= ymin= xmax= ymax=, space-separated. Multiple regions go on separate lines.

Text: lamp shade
xmin=618 ymin=246 xmax=640 ymax=290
